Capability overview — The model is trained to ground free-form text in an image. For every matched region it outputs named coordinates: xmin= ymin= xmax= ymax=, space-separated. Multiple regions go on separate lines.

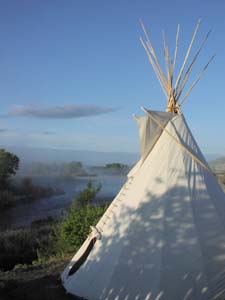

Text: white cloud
xmin=6 ymin=104 xmax=118 ymax=119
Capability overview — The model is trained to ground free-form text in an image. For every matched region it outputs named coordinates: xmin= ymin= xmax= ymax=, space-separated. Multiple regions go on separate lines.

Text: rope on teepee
xmin=89 ymin=226 xmax=102 ymax=240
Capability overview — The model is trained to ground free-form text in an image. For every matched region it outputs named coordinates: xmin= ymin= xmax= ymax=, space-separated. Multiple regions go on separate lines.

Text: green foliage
xmin=105 ymin=163 xmax=126 ymax=169
xmin=75 ymin=181 xmax=101 ymax=207
xmin=37 ymin=182 xmax=107 ymax=261
xmin=0 ymin=149 xmax=19 ymax=190
xmin=104 ymin=163 xmax=129 ymax=174
xmin=52 ymin=204 xmax=106 ymax=257
xmin=0 ymin=182 xmax=107 ymax=270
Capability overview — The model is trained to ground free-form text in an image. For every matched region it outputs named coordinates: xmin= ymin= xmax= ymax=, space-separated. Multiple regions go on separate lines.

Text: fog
xmin=1 ymin=145 xmax=139 ymax=168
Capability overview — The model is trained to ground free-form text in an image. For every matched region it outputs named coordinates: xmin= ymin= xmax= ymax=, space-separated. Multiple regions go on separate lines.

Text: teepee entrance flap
xmin=136 ymin=110 xmax=173 ymax=161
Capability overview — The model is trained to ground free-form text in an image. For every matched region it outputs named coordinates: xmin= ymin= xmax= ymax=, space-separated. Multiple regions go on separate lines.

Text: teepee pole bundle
xmin=171 ymin=24 xmax=180 ymax=80
xmin=140 ymin=19 xmax=167 ymax=83
xmin=175 ymin=29 xmax=212 ymax=100
xmin=173 ymin=19 xmax=202 ymax=96
xmin=140 ymin=37 xmax=168 ymax=97
xmin=139 ymin=20 xmax=168 ymax=96
xmin=179 ymin=54 xmax=215 ymax=106
xmin=140 ymin=19 xmax=213 ymax=113
xmin=162 ymin=31 xmax=172 ymax=89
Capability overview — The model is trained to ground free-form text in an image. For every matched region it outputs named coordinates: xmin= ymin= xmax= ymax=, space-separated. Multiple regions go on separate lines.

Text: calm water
xmin=0 ymin=175 xmax=126 ymax=230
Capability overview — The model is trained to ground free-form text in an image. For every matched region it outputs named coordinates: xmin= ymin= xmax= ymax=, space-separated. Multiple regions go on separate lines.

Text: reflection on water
xmin=0 ymin=175 xmax=126 ymax=230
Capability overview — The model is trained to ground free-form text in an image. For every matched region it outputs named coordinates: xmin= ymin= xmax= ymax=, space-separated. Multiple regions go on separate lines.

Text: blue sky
xmin=0 ymin=0 xmax=224 ymax=156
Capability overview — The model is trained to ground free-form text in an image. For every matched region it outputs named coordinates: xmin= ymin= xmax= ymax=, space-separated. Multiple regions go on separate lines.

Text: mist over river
xmin=0 ymin=175 xmax=126 ymax=231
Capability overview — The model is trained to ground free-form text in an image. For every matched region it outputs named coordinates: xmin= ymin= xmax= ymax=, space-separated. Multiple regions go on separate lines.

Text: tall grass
xmin=0 ymin=221 xmax=54 ymax=271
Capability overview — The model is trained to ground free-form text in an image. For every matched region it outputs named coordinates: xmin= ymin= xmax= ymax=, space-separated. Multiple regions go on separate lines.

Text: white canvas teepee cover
xmin=61 ymin=111 xmax=225 ymax=300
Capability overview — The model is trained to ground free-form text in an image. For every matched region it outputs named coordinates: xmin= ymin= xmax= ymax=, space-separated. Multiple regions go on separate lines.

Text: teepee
xmin=61 ymin=21 xmax=225 ymax=300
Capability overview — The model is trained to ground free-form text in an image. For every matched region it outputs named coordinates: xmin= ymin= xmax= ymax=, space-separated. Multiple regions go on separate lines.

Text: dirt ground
xmin=0 ymin=260 xmax=82 ymax=300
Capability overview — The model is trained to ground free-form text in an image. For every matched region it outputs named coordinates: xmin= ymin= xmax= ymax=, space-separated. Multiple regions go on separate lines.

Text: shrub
xmin=0 ymin=183 xmax=108 ymax=270
xmin=0 ymin=224 xmax=54 ymax=271
xmin=37 ymin=182 xmax=107 ymax=261
xmin=52 ymin=204 xmax=107 ymax=257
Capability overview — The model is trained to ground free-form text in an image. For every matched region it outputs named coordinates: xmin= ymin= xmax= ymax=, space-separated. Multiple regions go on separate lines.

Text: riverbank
xmin=0 ymin=174 xmax=125 ymax=231
xmin=0 ymin=217 xmax=56 ymax=271
xmin=0 ymin=183 xmax=108 ymax=300
xmin=0 ymin=176 xmax=64 ymax=217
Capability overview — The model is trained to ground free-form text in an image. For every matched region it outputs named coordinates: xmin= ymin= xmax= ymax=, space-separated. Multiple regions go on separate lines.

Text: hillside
xmin=209 ymin=157 xmax=225 ymax=173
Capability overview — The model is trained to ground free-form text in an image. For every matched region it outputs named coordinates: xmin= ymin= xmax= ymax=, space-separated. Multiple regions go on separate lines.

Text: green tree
xmin=0 ymin=149 xmax=19 ymax=190
xmin=105 ymin=163 xmax=128 ymax=170
xmin=62 ymin=161 xmax=85 ymax=177
xmin=37 ymin=182 xmax=107 ymax=260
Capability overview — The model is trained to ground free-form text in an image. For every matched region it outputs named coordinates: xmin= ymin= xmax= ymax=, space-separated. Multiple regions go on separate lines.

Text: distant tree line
xmin=28 ymin=161 xmax=87 ymax=178
xmin=105 ymin=163 xmax=129 ymax=170
xmin=89 ymin=163 xmax=130 ymax=175
xmin=28 ymin=161 xmax=130 ymax=177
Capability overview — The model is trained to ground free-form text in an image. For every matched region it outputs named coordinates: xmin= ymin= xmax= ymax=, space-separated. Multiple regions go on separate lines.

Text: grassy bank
xmin=0 ymin=182 xmax=108 ymax=299
xmin=0 ymin=182 xmax=108 ymax=270
xmin=0 ymin=218 xmax=56 ymax=271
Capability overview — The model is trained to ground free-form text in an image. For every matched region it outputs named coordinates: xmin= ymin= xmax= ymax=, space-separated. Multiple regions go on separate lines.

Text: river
xmin=0 ymin=175 xmax=126 ymax=231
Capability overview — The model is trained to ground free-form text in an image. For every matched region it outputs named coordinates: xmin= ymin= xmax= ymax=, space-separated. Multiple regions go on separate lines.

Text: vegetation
xmin=28 ymin=161 xmax=130 ymax=178
xmin=0 ymin=149 xmax=19 ymax=208
xmin=0 ymin=182 xmax=107 ymax=271
xmin=14 ymin=177 xmax=64 ymax=200
xmin=37 ymin=182 xmax=107 ymax=261
xmin=0 ymin=217 xmax=55 ymax=271
xmin=0 ymin=176 xmax=64 ymax=210
xmin=105 ymin=162 xmax=127 ymax=169
xmin=0 ymin=149 xmax=19 ymax=190
xmin=28 ymin=161 xmax=88 ymax=178
xmin=90 ymin=162 xmax=130 ymax=175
